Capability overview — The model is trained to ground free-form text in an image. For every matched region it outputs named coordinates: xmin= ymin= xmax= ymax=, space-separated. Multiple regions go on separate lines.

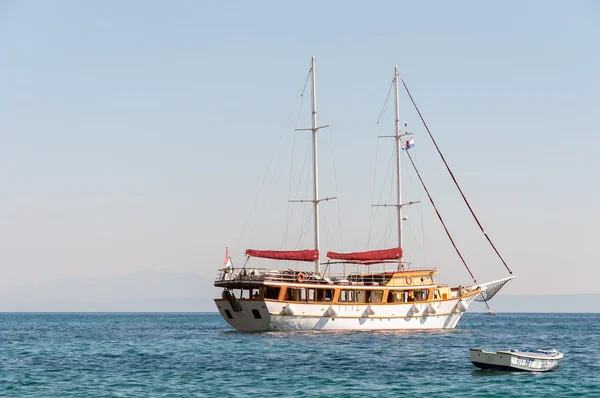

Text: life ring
xmin=406 ymin=276 xmax=413 ymax=285
xmin=296 ymin=273 xmax=305 ymax=283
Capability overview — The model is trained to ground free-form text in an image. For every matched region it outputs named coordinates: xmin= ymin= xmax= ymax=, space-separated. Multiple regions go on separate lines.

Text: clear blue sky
xmin=1 ymin=1 xmax=598 ymax=295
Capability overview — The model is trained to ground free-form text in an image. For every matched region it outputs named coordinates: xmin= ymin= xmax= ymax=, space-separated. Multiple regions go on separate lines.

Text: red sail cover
xmin=326 ymin=247 xmax=402 ymax=263
xmin=245 ymin=249 xmax=319 ymax=262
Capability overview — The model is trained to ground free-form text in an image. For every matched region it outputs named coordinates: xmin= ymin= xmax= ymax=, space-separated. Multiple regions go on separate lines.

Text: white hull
xmin=214 ymin=295 xmax=477 ymax=332
xmin=470 ymin=349 xmax=563 ymax=372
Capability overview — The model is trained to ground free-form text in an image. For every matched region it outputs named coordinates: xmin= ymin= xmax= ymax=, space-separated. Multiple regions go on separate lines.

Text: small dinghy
xmin=470 ymin=348 xmax=563 ymax=372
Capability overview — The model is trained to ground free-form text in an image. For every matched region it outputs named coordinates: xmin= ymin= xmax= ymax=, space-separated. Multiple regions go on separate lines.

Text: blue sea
xmin=0 ymin=313 xmax=598 ymax=397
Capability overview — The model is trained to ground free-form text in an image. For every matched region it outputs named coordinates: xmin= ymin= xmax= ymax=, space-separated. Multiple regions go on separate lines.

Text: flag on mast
xmin=403 ymin=136 xmax=414 ymax=150
xmin=224 ymin=247 xmax=232 ymax=268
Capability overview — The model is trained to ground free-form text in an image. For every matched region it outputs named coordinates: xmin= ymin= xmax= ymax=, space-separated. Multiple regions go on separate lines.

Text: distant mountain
xmin=1 ymin=272 xmax=597 ymax=313
xmin=0 ymin=270 xmax=217 ymax=312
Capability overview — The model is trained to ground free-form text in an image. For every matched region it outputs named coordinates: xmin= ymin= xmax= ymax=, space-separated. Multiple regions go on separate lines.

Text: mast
xmin=394 ymin=66 xmax=403 ymax=270
xmin=311 ymin=56 xmax=320 ymax=273
xmin=293 ymin=57 xmax=333 ymax=274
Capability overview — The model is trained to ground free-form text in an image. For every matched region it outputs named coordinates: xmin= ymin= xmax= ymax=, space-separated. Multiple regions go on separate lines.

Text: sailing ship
xmin=214 ymin=57 xmax=514 ymax=331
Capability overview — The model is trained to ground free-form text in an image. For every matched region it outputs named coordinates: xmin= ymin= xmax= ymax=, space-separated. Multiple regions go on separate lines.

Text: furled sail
xmin=326 ymin=247 xmax=402 ymax=263
xmin=245 ymin=249 xmax=319 ymax=262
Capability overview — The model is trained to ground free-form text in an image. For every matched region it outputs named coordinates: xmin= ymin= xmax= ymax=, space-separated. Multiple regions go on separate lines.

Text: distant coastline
xmin=1 ymin=270 xmax=598 ymax=313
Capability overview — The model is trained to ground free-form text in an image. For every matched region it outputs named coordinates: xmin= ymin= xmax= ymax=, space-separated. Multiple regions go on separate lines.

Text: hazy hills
xmin=0 ymin=270 xmax=597 ymax=312
xmin=0 ymin=269 xmax=216 ymax=312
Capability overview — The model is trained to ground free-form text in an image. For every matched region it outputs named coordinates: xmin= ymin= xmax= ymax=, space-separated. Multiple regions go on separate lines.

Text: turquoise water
xmin=0 ymin=313 xmax=598 ymax=397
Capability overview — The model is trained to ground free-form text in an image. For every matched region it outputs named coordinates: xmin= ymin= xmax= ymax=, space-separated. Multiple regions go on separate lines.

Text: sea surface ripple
xmin=0 ymin=313 xmax=599 ymax=397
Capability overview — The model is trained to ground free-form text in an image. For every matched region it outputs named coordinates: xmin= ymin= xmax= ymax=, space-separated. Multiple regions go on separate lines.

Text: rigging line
xmin=463 ymin=233 xmax=486 ymax=257
xmin=296 ymin=207 xmax=315 ymax=250
xmin=376 ymin=79 xmax=394 ymax=125
xmin=236 ymin=68 xmax=311 ymax=255
xmin=283 ymin=74 xmax=310 ymax=249
xmin=300 ymin=64 xmax=312 ymax=100
xmin=366 ymin=145 xmax=395 ymax=248
xmin=412 ymin=148 xmax=428 ymax=266
xmin=403 ymin=147 xmax=427 ymax=264
xmin=233 ymin=111 xmax=293 ymax=256
xmin=366 ymin=133 xmax=381 ymax=248
xmin=251 ymin=146 xmax=291 ymax=248
xmin=328 ymin=127 xmax=344 ymax=251
xmin=382 ymin=155 xmax=396 ymax=248
xmin=321 ymin=205 xmax=333 ymax=251
xmin=400 ymin=77 xmax=513 ymax=276
xmin=403 ymin=145 xmax=428 ymax=265
xmin=367 ymin=82 xmax=393 ymax=248
xmin=283 ymin=129 xmax=297 ymax=250
xmin=405 ymin=150 xmax=477 ymax=283
xmin=280 ymin=135 xmax=313 ymax=248
xmin=376 ymin=208 xmax=397 ymax=249
xmin=405 ymin=219 xmax=423 ymax=255
xmin=290 ymin=146 xmax=313 ymax=251
xmin=483 ymin=298 xmax=492 ymax=311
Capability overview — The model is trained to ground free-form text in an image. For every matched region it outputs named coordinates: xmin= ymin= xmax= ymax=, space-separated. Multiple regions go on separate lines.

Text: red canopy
xmin=245 ymin=249 xmax=319 ymax=262
xmin=326 ymin=247 xmax=402 ymax=263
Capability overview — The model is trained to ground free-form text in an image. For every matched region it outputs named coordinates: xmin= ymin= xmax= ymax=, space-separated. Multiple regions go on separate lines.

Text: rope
xmin=328 ymin=127 xmax=344 ymax=251
xmin=366 ymin=137 xmax=381 ymax=248
xmin=405 ymin=150 xmax=477 ymax=283
xmin=280 ymin=134 xmax=312 ymax=248
xmin=296 ymin=208 xmax=314 ymax=250
xmin=233 ymin=113 xmax=291 ymax=256
xmin=282 ymin=67 xmax=312 ymax=249
xmin=367 ymin=80 xmax=393 ymax=248
xmin=376 ymin=80 xmax=394 ymax=125
xmin=367 ymin=146 xmax=395 ymax=248
xmin=236 ymin=67 xmax=311 ymax=256
xmin=400 ymin=77 xmax=513 ymax=276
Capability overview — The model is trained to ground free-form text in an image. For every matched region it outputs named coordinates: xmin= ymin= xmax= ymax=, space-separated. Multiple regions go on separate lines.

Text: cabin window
xmin=299 ymin=288 xmax=307 ymax=301
xmin=339 ymin=290 xmax=357 ymax=303
xmin=286 ymin=288 xmax=302 ymax=302
xmin=318 ymin=289 xmax=334 ymax=302
xmin=406 ymin=289 xmax=430 ymax=302
xmin=264 ymin=286 xmax=280 ymax=300
xmin=369 ymin=290 xmax=383 ymax=303
xmin=307 ymin=288 xmax=334 ymax=302
xmin=387 ymin=290 xmax=407 ymax=303
xmin=252 ymin=309 xmax=262 ymax=319
xmin=355 ymin=290 xmax=382 ymax=304
xmin=355 ymin=290 xmax=367 ymax=303
xmin=224 ymin=309 xmax=233 ymax=319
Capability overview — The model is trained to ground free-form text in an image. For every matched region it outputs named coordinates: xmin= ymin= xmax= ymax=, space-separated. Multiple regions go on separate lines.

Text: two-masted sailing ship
xmin=214 ymin=57 xmax=514 ymax=331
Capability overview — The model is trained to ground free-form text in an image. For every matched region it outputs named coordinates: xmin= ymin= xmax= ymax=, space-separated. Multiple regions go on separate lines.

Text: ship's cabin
xmin=215 ymin=267 xmax=471 ymax=304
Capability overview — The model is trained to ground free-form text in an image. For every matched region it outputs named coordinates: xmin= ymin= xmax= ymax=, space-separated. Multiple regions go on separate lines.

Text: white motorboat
xmin=470 ymin=348 xmax=564 ymax=372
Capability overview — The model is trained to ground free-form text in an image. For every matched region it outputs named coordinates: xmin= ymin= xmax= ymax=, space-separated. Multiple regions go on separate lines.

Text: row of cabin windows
xmin=229 ymin=287 xmax=440 ymax=303
xmin=386 ymin=289 xmax=430 ymax=303
xmin=225 ymin=286 xmax=280 ymax=300
xmin=286 ymin=288 xmax=334 ymax=302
